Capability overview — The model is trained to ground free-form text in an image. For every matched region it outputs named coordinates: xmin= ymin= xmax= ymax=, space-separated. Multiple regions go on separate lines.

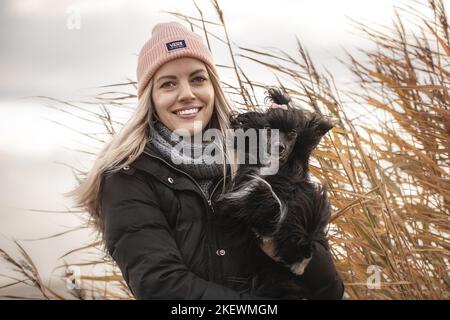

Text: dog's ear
xmin=294 ymin=116 xmax=333 ymax=162
xmin=229 ymin=114 xmax=242 ymax=129
xmin=230 ymin=112 xmax=252 ymax=129
xmin=231 ymin=111 xmax=270 ymax=130
xmin=316 ymin=118 xmax=333 ymax=137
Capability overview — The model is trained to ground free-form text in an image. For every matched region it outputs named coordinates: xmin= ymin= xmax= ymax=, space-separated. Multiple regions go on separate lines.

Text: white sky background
xmin=1 ymin=0 xmax=406 ymax=100
xmin=0 ymin=0 xmax=444 ymax=298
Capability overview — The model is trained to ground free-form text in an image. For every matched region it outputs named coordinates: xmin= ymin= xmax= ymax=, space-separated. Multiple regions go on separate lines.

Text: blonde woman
xmin=70 ymin=22 xmax=343 ymax=300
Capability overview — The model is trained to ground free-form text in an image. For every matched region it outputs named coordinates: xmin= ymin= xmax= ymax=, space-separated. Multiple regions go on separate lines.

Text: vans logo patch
xmin=166 ymin=40 xmax=187 ymax=52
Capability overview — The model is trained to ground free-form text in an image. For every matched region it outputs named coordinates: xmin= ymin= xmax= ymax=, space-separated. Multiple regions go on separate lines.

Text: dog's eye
xmin=274 ymin=142 xmax=286 ymax=154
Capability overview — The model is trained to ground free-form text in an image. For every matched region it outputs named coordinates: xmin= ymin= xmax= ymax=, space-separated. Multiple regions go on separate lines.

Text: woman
xmin=71 ymin=22 xmax=344 ymax=299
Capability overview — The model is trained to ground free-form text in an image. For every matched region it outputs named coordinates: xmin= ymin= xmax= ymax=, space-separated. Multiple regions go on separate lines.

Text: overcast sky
xmin=0 ymin=0 xmax=409 ymax=100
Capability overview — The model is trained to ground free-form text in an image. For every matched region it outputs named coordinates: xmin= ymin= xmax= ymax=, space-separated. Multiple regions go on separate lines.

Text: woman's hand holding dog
xmin=259 ymin=239 xmax=281 ymax=262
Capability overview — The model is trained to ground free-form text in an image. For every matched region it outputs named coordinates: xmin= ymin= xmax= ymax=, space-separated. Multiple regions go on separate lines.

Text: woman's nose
xmin=178 ymin=81 xmax=195 ymax=101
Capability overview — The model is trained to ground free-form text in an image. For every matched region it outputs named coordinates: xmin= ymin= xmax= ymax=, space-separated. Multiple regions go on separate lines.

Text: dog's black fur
xmin=214 ymin=88 xmax=334 ymax=299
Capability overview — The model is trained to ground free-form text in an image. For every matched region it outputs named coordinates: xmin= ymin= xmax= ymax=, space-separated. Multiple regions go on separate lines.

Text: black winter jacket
xmin=101 ymin=141 xmax=344 ymax=300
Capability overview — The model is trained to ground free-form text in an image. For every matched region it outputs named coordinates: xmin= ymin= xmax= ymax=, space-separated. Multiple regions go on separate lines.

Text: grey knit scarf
xmin=151 ymin=121 xmax=223 ymax=198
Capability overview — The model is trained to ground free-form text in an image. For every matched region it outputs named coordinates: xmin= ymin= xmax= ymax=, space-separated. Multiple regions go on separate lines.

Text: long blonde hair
xmin=67 ymin=65 xmax=237 ymax=234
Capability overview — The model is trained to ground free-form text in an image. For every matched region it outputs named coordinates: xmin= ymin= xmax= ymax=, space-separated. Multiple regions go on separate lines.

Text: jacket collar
xmin=132 ymin=140 xmax=227 ymax=201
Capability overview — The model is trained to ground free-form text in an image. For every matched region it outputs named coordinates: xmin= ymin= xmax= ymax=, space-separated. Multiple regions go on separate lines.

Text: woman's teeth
xmin=175 ymin=107 xmax=200 ymax=116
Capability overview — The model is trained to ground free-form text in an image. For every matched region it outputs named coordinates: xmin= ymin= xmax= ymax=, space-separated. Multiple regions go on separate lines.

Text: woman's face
xmin=151 ymin=57 xmax=215 ymax=137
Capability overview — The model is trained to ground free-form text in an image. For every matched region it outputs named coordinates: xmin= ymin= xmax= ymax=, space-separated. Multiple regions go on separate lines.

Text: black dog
xmin=214 ymin=88 xmax=334 ymax=299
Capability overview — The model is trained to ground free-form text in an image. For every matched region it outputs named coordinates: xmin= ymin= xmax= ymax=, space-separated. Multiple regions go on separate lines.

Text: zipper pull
xmin=208 ymin=199 xmax=215 ymax=213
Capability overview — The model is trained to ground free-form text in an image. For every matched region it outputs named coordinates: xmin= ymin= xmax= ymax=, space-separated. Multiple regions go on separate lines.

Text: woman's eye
xmin=160 ymin=77 xmax=206 ymax=88
xmin=161 ymin=81 xmax=175 ymax=88
xmin=193 ymin=76 xmax=207 ymax=83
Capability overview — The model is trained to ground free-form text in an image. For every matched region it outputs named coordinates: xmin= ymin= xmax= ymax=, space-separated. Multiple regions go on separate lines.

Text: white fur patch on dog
xmin=222 ymin=178 xmax=260 ymax=201
xmin=244 ymin=174 xmax=288 ymax=228
xmin=290 ymin=257 xmax=312 ymax=275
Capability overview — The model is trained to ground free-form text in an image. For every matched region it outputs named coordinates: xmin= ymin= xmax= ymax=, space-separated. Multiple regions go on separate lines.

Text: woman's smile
xmin=172 ymin=106 xmax=203 ymax=118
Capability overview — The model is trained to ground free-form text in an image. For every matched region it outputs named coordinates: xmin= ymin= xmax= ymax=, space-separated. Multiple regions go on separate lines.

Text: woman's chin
xmin=173 ymin=119 xmax=207 ymax=136
xmin=172 ymin=123 xmax=205 ymax=139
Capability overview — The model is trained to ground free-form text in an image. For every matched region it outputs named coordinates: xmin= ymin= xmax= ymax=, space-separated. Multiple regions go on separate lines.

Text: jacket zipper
xmin=208 ymin=176 xmax=224 ymax=212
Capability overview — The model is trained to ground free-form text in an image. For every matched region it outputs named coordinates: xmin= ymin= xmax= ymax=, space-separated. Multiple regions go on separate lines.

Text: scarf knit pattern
xmin=151 ymin=121 xmax=223 ymax=199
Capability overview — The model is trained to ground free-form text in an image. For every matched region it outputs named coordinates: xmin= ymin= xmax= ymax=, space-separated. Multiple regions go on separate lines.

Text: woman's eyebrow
xmin=156 ymin=69 xmax=207 ymax=83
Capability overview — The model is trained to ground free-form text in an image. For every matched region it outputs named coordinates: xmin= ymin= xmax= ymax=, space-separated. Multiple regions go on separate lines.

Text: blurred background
xmin=0 ymin=0 xmax=448 ymax=299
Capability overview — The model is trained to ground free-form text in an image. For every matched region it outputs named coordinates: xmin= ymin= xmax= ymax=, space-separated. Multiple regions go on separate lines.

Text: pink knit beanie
xmin=136 ymin=21 xmax=219 ymax=99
